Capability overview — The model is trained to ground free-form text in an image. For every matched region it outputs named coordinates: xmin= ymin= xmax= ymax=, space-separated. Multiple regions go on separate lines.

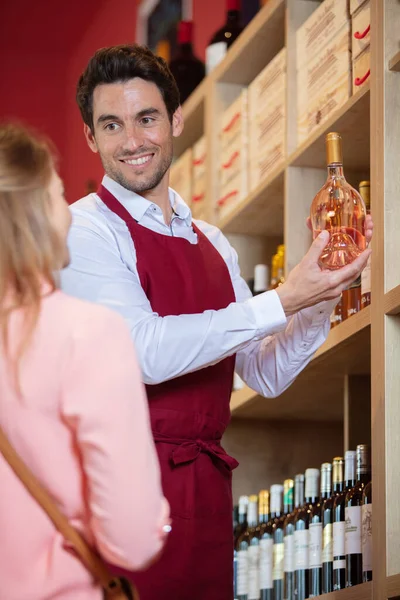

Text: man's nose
xmin=122 ymin=124 xmax=145 ymax=151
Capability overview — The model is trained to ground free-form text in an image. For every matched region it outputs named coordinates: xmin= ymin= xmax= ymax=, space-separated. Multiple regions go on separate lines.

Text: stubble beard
xmin=100 ymin=145 xmax=173 ymax=195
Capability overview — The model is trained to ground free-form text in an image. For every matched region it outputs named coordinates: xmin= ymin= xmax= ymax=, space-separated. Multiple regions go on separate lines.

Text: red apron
xmin=97 ymin=186 xmax=238 ymax=600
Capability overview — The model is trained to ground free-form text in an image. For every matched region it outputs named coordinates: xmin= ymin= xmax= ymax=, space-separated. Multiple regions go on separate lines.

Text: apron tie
xmin=154 ymin=434 xmax=239 ymax=472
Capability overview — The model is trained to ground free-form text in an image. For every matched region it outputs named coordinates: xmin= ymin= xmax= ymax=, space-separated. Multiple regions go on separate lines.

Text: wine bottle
xmin=273 ymin=245 xmax=285 ymax=289
xmin=247 ymin=495 xmax=261 ymax=600
xmin=235 ymin=496 xmax=249 ymax=599
xmin=330 ymin=295 xmax=344 ymax=329
xmin=205 ymin=0 xmax=244 ymax=74
xmin=342 ymin=276 xmax=361 ymax=320
xmin=236 ymin=496 xmax=252 ymax=600
xmin=269 ymin=254 xmax=279 ymax=290
xmin=253 ymin=264 xmax=269 ymax=296
xmin=309 ymin=464 xmax=331 ymax=597
xmin=361 ymin=481 xmax=372 ymax=582
xmin=320 ymin=462 xmax=334 ymax=594
xmin=322 ymin=458 xmax=344 ymax=594
xmin=259 ymin=490 xmax=273 ymax=600
xmin=283 ymin=477 xmax=297 ymax=600
xmin=360 ymin=181 xmax=371 ymax=309
xmin=333 ymin=451 xmax=356 ymax=590
xmin=345 ymin=445 xmax=371 ymax=587
xmin=310 ymin=132 xmax=367 ymax=270
xmin=271 ymin=484 xmax=285 ymax=600
xmin=169 ymin=21 xmax=205 ymax=105
xmin=294 ymin=468 xmax=319 ymax=600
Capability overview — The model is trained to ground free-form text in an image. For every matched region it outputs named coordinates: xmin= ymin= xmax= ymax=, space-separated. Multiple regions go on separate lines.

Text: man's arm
xmin=61 ymin=212 xmax=288 ymax=385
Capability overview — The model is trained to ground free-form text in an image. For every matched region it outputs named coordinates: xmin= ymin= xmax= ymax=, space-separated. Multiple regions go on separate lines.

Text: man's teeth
xmin=124 ymin=155 xmax=151 ymax=166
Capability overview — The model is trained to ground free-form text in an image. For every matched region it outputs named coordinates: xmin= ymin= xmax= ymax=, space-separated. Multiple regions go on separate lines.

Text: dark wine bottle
xmin=205 ymin=0 xmax=244 ymax=74
xmin=362 ymin=481 xmax=372 ymax=582
xmin=322 ymin=457 xmax=344 ymax=594
xmin=236 ymin=494 xmax=252 ymax=600
xmin=169 ymin=21 xmax=205 ymax=105
xmin=317 ymin=462 xmax=332 ymax=595
xmin=246 ymin=495 xmax=261 ymax=600
xmin=345 ymin=445 xmax=371 ymax=587
xmin=294 ymin=468 xmax=319 ymax=600
xmin=308 ymin=464 xmax=331 ymax=597
xmin=283 ymin=477 xmax=297 ymax=600
xmin=259 ymin=490 xmax=272 ymax=600
xmin=271 ymin=484 xmax=285 ymax=600
xmin=235 ymin=496 xmax=249 ymax=599
xmin=333 ymin=451 xmax=356 ymax=590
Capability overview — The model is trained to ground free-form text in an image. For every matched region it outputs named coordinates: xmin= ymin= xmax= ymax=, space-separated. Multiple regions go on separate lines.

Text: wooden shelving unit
xmin=173 ymin=2 xmax=400 ymax=598
xmin=315 ymin=582 xmax=372 ymax=600
xmin=388 ymin=49 xmax=400 ymax=72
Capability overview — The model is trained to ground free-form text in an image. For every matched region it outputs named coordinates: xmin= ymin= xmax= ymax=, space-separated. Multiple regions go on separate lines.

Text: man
xmin=61 ymin=44 xmax=372 ymax=600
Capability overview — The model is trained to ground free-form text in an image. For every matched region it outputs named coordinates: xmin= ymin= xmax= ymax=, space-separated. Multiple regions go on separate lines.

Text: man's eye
xmin=105 ymin=123 xmax=120 ymax=131
xmin=141 ymin=117 xmax=154 ymax=125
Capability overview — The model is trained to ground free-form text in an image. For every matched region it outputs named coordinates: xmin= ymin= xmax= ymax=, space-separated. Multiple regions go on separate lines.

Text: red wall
xmin=0 ymin=0 xmax=227 ymax=201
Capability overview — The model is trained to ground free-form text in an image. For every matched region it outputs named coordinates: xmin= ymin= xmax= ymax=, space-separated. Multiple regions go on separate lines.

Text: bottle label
xmin=259 ymin=538 xmax=273 ymax=590
xmin=294 ymin=529 xmax=309 ymax=569
xmin=248 ymin=544 xmax=260 ymax=600
xmin=362 ymin=504 xmax=372 ymax=572
xmin=309 ymin=522 xmax=322 ymax=569
xmin=237 ymin=549 xmax=248 ymax=595
xmin=333 ymin=521 xmax=345 ymax=559
xmin=284 ymin=533 xmax=295 ymax=573
xmin=345 ymin=506 xmax=362 ymax=555
xmin=361 ymin=252 xmax=372 ymax=296
xmin=273 ymin=542 xmax=284 ymax=581
xmin=322 ymin=523 xmax=333 ymax=563
xmin=205 ymin=41 xmax=227 ymax=74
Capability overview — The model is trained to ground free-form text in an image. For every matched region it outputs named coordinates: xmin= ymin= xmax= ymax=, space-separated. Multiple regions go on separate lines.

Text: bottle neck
xmin=295 ymin=480 xmax=305 ymax=508
xmin=238 ymin=512 xmax=247 ymax=525
xmin=226 ymin=9 xmax=241 ymax=24
xmin=333 ymin=481 xmax=344 ymax=493
xmin=357 ymin=472 xmax=371 ymax=486
xmin=178 ymin=41 xmax=194 ymax=55
xmin=327 ymin=164 xmax=344 ymax=178
xmin=284 ymin=500 xmax=294 ymax=514
xmin=321 ymin=491 xmax=331 ymax=500
xmin=305 ymin=496 xmax=319 ymax=505
xmin=259 ymin=512 xmax=270 ymax=524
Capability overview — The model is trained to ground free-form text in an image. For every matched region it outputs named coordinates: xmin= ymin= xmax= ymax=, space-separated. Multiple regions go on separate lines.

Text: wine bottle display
xmin=323 ymin=457 xmax=344 ymax=593
xmin=271 ymin=484 xmax=285 ymax=600
xmin=284 ymin=475 xmax=303 ymax=600
xmin=294 ymin=469 xmax=319 ymax=600
xmin=259 ymin=490 xmax=273 ymax=600
xmin=310 ymin=132 xmax=367 ymax=270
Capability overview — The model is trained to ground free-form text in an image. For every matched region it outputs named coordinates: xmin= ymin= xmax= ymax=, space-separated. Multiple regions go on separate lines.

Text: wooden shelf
xmin=288 ymin=85 xmax=370 ymax=171
xmin=218 ymin=166 xmax=285 ymax=235
xmin=173 ymin=79 xmax=208 ymax=159
xmin=214 ymin=0 xmax=285 ymax=85
xmin=314 ymin=582 xmax=372 ymax=600
xmin=389 ymin=50 xmax=400 ymax=72
xmin=387 ymin=573 xmax=400 ymax=598
xmin=384 ymin=284 xmax=400 ymax=315
xmin=230 ymin=307 xmax=370 ymax=421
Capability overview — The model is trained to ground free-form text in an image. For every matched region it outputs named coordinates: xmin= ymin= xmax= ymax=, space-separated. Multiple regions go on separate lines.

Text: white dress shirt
xmin=61 ymin=175 xmax=335 ymax=397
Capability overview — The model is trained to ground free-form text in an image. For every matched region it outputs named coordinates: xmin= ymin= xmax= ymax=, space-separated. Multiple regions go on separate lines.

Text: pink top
xmin=0 ymin=289 xmax=168 ymax=600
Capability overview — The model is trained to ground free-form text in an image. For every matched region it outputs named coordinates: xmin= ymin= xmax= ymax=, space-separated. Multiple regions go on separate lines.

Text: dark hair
xmin=76 ymin=44 xmax=180 ymax=131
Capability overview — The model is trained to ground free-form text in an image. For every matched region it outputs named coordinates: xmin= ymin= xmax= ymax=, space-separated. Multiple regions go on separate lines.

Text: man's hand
xmin=276 ymin=217 xmax=374 ymax=316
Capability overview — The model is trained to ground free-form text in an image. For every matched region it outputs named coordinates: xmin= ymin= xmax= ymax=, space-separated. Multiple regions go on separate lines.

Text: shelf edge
xmin=388 ymin=50 xmax=400 ymax=72
xmin=384 ymin=284 xmax=400 ymax=315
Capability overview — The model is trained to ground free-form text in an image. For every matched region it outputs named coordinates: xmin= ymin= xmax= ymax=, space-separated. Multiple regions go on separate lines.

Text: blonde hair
xmin=0 ymin=123 xmax=65 ymax=389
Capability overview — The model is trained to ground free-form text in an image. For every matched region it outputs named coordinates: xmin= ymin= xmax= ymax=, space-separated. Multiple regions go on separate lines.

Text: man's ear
xmin=84 ymin=124 xmax=98 ymax=153
xmin=172 ymin=106 xmax=184 ymax=138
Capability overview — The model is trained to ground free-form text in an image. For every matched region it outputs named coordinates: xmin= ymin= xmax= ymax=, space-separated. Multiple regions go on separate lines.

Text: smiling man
xmin=61 ymin=45 xmax=372 ymax=600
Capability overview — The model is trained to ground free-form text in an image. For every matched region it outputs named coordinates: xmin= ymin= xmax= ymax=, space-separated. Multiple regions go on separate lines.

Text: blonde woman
xmin=0 ymin=123 xmax=170 ymax=600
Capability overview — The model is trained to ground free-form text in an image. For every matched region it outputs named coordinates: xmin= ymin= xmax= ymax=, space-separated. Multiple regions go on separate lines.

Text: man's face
xmin=84 ymin=78 xmax=183 ymax=195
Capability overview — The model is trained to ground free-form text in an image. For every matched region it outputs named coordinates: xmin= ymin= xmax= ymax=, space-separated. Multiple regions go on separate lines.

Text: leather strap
xmin=0 ymin=425 xmax=138 ymax=599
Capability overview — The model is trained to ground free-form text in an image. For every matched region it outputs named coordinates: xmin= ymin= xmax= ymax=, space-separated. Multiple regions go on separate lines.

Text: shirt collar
xmin=101 ymin=175 xmax=192 ymax=226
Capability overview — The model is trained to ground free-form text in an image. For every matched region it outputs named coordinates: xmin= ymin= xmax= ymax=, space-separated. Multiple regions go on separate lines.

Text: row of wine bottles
xmin=233 ymin=444 xmax=372 ymax=600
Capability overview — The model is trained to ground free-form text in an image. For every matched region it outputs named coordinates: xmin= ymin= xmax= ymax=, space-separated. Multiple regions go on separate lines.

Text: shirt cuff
xmin=298 ymin=297 xmax=340 ymax=325
xmin=246 ymin=290 xmax=288 ymax=338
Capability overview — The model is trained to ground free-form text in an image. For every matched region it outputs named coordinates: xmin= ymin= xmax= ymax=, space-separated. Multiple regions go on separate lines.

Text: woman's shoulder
xmin=44 ymin=290 xmax=131 ymax=343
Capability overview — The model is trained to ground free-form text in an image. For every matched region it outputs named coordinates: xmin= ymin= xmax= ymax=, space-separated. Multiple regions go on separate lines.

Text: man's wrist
xmin=275 ymin=282 xmax=298 ymax=317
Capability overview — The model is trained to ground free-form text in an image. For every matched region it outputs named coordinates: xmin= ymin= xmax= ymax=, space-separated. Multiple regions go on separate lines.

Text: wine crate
xmin=248 ymin=47 xmax=286 ymax=117
xmin=170 ymin=147 xmax=193 ymax=206
xmin=191 ymin=135 xmax=207 ymax=220
xmin=352 ymin=0 xmax=371 ymax=60
xmin=296 ymin=0 xmax=349 ymax=69
xmin=217 ymin=90 xmax=248 ymax=219
xmin=352 ymin=44 xmax=371 ymax=95
xmin=297 ymin=24 xmax=352 ymax=145
xmin=350 ymin=0 xmax=369 ymax=16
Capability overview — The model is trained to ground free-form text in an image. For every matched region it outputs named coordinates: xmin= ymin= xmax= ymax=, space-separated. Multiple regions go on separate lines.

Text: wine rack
xmin=172 ymin=1 xmax=400 ymax=598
